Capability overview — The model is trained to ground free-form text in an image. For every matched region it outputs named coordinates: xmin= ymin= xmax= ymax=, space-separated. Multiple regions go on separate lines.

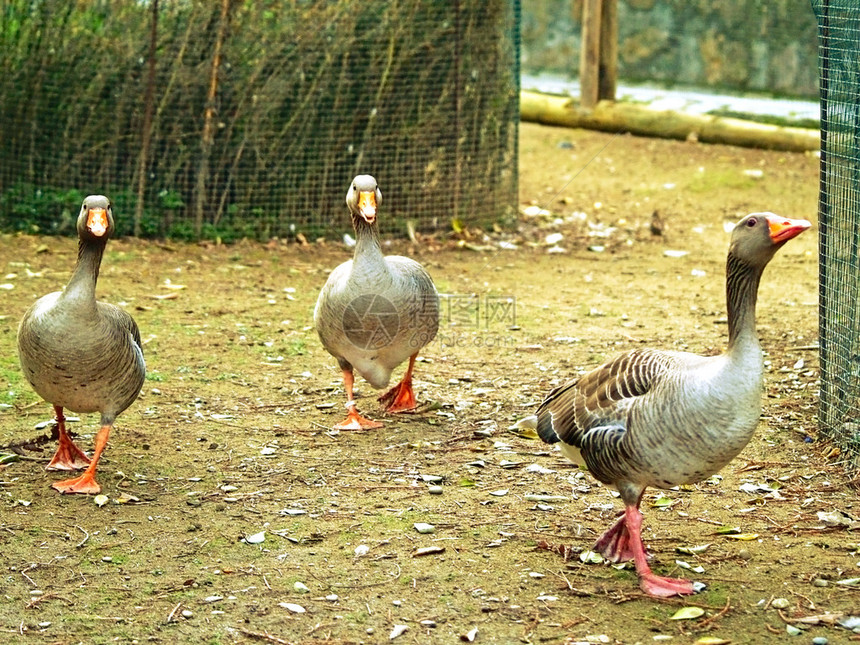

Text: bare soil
xmin=1 ymin=123 xmax=857 ymax=645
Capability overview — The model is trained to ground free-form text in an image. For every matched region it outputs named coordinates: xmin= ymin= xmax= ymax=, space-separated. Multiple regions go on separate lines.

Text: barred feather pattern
xmin=536 ymin=245 xmax=774 ymax=506
xmin=533 ymin=212 xmax=810 ymax=596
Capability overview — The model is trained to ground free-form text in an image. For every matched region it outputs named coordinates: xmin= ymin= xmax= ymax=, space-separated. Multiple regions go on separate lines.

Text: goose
xmin=314 ymin=175 xmax=439 ymax=429
xmin=535 ymin=212 xmax=810 ymax=597
xmin=17 ymin=195 xmax=146 ymax=494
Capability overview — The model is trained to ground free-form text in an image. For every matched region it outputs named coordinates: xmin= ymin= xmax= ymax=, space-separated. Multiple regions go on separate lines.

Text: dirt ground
xmin=1 ymin=122 xmax=858 ymax=645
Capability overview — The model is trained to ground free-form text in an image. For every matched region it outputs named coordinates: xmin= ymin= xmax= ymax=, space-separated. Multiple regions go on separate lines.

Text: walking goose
xmin=314 ymin=175 xmax=439 ymax=429
xmin=535 ymin=212 xmax=810 ymax=597
xmin=17 ymin=195 xmax=146 ymax=494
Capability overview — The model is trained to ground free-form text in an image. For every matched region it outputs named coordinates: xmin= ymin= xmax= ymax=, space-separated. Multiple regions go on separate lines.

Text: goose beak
xmin=87 ymin=207 xmax=109 ymax=237
xmin=358 ymin=190 xmax=377 ymax=224
xmin=767 ymin=215 xmax=811 ymax=243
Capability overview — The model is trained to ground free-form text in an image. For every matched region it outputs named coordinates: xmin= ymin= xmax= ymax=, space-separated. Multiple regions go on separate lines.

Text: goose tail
xmin=536 ymin=410 xmax=560 ymax=444
xmin=535 ymin=382 xmax=573 ymax=445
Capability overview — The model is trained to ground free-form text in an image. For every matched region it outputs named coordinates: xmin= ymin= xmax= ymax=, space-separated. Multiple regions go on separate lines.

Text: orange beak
xmin=767 ymin=215 xmax=811 ymax=243
xmin=87 ymin=207 xmax=109 ymax=237
xmin=358 ymin=191 xmax=377 ymax=224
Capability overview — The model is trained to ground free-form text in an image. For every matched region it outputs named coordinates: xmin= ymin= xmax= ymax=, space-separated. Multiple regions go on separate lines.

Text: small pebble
xmin=294 ymin=581 xmax=309 ymax=593
xmin=181 ymin=609 xmax=193 ymax=619
xmin=771 ymin=598 xmax=790 ymax=609
xmin=812 ymin=637 xmax=828 ymax=645
xmin=102 ymin=556 xmax=113 ymax=563
xmin=428 ymin=485 xmax=443 ymax=495
xmin=812 ymin=578 xmax=829 ymax=587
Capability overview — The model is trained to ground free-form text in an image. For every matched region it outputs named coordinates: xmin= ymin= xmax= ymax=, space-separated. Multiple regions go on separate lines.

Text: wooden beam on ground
xmin=520 ymin=90 xmax=820 ymax=152
xmin=579 ymin=0 xmax=602 ymax=109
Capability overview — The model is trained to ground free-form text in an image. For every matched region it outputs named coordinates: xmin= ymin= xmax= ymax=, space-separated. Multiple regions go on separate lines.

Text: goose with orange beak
xmin=315 ymin=175 xmax=439 ymax=429
xmin=17 ymin=195 xmax=146 ymax=494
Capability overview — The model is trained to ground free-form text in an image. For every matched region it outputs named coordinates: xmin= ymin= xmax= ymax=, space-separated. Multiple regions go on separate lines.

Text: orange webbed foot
xmin=640 ymin=573 xmax=696 ymax=597
xmin=333 ymin=403 xmax=383 ymax=430
xmin=378 ymin=380 xmax=417 ymax=413
xmin=52 ymin=471 xmax=101 ymax=495
xmin=46 ymin=436 xmax=91 ymax=471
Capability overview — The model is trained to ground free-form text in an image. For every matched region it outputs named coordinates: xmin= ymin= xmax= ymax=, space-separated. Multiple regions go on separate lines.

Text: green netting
xmin=812 ymin=0 xmax=860 ymax=470
xmin=0 ymin=1 xmax=520 ymax=241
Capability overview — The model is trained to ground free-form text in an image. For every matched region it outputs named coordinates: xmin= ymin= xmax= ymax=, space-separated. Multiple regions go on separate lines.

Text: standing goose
xmin=17 ymin=195 xmax=146 ymax=494
xmin=315 ymin=175 xmax=439 ymax=429
xmin=535 ymin=212 xmax=810 ymax=597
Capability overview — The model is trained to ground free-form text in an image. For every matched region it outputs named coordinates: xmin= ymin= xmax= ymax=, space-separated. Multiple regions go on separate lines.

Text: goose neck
xmin=352 ymin=218 xmax=385 ymax=267
xmin=64 ymin=238 xmax=105 ymax=302
xmin=725 ymin=252 xmax=763 ymax=351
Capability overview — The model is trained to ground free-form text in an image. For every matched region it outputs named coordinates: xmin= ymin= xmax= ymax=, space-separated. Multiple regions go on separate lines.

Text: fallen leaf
xmin=278 ymin=602 xmax=305 ymax=613
xmin=723 ymin=533 xmax=759 ymax=540
xmin=390 ymin=624 xmax=408 ymax=639
xmin=652 ymin=496 xmax=677 ymax=508
xmin=835 ymin=577 xmax=860 ymax=586
xmin=413 ymin=546 xmax=445 ymax=557
xmin=580 ymin=550 xmax=604 ymax=564
xmin=670 ymin=606 xmax=705 ymax=620
xmin=244 ymin=531 xmax=265 ymax=544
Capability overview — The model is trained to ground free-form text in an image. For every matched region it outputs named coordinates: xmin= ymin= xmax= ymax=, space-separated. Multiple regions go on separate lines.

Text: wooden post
xmin=598 ymin=0 xmax=617 ymax=101
xmin=134 ymin=0 xmax=158 ymax=238
xmin=579 ymin=0 xmax=602 ymax=109
xmin=580 ymin=0 xmax=617 ymax=109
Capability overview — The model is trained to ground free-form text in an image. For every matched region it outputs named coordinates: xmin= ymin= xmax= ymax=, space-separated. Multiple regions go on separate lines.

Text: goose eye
xmin=746 ymin=217 xmax=757 ymax=227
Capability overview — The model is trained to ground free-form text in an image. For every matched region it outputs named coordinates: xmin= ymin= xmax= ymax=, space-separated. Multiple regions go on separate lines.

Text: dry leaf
xmin=670 ymin=606 xmax=705 ymax=620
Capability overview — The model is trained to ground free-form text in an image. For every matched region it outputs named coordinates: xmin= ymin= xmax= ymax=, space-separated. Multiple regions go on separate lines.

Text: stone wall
xmin=522 ymin=0 xmax=820 ymax=98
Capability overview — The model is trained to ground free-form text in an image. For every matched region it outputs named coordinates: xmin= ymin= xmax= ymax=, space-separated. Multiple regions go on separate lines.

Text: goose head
xmin=76 ymin=195 xmax=114 ymax=242
xmin=346 ymin=175 xmax=382 ymax=227
xmin=729 ymin=212 xmax=810 ymax=267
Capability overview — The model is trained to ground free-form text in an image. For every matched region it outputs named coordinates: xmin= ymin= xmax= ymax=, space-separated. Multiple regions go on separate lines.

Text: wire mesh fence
xmin=0 ymin=0 xmax=520 ymax=241
xmin=812 ymin=0 xmax=860 ymax=472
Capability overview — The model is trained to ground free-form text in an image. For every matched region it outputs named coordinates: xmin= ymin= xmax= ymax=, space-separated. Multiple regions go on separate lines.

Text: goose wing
xmin=536 ymin=348 xmax=676 ymax=448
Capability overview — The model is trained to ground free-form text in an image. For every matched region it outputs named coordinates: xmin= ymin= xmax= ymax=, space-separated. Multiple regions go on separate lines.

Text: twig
xmin=697 ymin=597 xmax=731 ymax=629
xmin=75 ymin=525 xmax=89 ymax=548
xmin=166 ymin=602 xmax=182 ymax=623
xmin=238 ymin=628 xmax=297 ymax=644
